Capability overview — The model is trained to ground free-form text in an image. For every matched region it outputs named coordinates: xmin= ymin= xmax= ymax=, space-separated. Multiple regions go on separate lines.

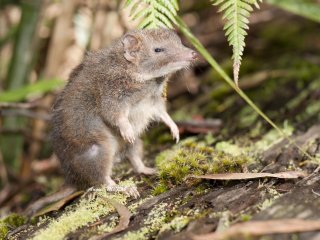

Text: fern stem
xmin=176 ymin=16 xmax=315 ymax=161
xmin=233 ymin=0 xmax=239 ymax=86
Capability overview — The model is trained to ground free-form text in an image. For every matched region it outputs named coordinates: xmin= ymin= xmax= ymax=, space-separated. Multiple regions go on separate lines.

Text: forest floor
xmin=1 ymin=11 xmax=320 ymax=240
xmin=4 ymin=105 xmax=319 ymax=240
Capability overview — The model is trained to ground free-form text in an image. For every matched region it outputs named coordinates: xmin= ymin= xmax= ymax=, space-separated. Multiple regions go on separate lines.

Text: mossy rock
xmin=0 ymin=213 xmax=26 ymax=239
xmin=153 ymin=138 xmax=252 ymax=195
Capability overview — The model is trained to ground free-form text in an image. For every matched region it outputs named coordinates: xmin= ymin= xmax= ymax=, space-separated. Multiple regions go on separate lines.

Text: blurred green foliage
xmin=0 ymin=79 xmax=64 ymax=102
xmin=1 ymin=0 xmax=44 ymax=171
xmin=267 ymin=0 xmax=320 ymax=23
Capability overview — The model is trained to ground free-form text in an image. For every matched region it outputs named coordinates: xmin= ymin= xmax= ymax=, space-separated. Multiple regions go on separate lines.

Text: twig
xmin=176 ymin=119 xmax=222 ymax=134
xmin=298 ymin=165 xmax=320 ymax=186
xmin=31 ymin=155 xmax=59 ymax=174
xmin=311 ymin=189 xmax=320 ymax=197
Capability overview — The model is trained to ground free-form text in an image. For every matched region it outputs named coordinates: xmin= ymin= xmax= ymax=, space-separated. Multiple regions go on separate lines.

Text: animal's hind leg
xmin=127 ymin=138 xmax=156 ymax=175
xmin=62 ymin=137 xmax=139 ymax=198
xmin=70 ymin=144 xmax=108 ymax=187
xmin=99 ymin=137 xmax=140 ymax=198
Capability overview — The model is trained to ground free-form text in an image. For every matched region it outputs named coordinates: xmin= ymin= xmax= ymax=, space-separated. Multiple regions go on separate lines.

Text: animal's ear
xmin=122 ymin=34 xmax=141 ymax=63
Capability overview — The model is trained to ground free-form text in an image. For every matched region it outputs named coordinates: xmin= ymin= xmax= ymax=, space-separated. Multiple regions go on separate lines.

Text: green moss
xmin=0 ymin=223 xmax=7 ymax=240
xmin=154 ymin=138 xmax=252 ymax=194
xmin=258 ymin=198 xmax=274 ymax=211
xmin=240 ymin=214 xmax=252 ymax=222
xmin=116 ymin=202 xmax=170 ymax=240
xmin=116 ymin=197 xmax=201 ymax=240
xmin=31 ymin=184 xmax=131 ymax=240
xmin=204 ymin=133 xmax=216 ymax=145
xmin=0 ymin=213 xmax=26 ymax=239
xmin=31 ymin=180 xmax=149 ymax=240
xmin=159 ymin=215 xmax=190 ymax=233
xmin=91 ymin=194 xmax=155 ymax=237
xmin=258 ymin=187 xmax=281 ymax=211
xmin=152 ymin=183 xmax=168 ymax=196
xmin=216 ymin=211 xmax=231 ymax=232
xmin=254 ymin=121 xmax=294 ymax=152
xmin=96 ymin=216 xmax=118 ymax=234
xmin=215 ymin=141 xmax=245 ymax=156
xmin=128 ymin=195 xmax=153 ymax=214
xmin=194 ymin=184 xmax=209 ymax=195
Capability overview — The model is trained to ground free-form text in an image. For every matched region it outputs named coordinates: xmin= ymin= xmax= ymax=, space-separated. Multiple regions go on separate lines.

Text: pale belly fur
xmin=128 ymin=97 xmax=161 ymax=137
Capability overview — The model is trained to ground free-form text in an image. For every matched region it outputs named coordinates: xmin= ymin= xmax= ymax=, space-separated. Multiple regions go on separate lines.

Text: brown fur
xmin=51 ymin=28 xmax=197 ymax=191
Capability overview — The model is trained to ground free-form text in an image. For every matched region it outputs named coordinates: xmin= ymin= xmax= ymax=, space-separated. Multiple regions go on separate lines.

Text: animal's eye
xmin=154 ymin=48 xmax=164 ymax=53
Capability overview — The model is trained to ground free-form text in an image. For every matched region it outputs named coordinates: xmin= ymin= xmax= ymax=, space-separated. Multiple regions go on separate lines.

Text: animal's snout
xmin=191 ymin=51 xmax=198 ymax=60
xmin=185 ymin=49 xmax=198 ymax=60
xmin=179 ymin=48 xmax=198 ymax=61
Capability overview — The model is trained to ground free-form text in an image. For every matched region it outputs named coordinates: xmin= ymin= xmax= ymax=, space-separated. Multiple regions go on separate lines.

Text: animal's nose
xmin=191 ymin=51 xmax=198 ymax=60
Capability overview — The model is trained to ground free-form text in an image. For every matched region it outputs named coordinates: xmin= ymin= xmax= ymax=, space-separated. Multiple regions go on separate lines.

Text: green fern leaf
xmin=125 ymin=0 xmax=179 ymax=29
xmin=129 ymin=1 xmax=141 ymax=17
xmin=124 ymin=0 xmax=134 ymax=7
xmin=154 ymin=2 xmax=177 ymax=24
xmin=212 ymin=0 xmax=260 ymax=86
xmin=138 ymin=12 xmax=155 ymax=29
xmin=131 ymin=7 xmax=150 ymax=21
xmin=159 ymin=0 xmax=179 ymax=14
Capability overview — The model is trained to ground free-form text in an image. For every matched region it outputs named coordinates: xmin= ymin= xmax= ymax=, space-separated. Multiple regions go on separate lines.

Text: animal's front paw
xmin=120 ymin=127 xmax=135 ymax=144
xmin=170 ymin=123 xmax=180 ymax=143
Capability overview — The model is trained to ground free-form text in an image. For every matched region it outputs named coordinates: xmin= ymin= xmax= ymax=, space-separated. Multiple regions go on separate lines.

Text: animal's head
xmin=121 ymin=28 xmax=197 ymax=80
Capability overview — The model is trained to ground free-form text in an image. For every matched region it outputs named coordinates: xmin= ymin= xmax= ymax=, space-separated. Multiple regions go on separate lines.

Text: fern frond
xmin=212 ymin=0 xmax=261 ymax=86
xmin=125 ymin=0 xmax=179 ymax=29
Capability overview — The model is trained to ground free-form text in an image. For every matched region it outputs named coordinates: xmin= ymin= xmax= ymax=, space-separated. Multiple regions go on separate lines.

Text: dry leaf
xmin=34 ymin=191 xmax=84 ymax=217
xmin=189 ymin=171 xmax=306 ymax=180
xmin=89 ymin=198 xmax=131 ymax=240
xmin=192 ymin=219 xmax=320 ymax=240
